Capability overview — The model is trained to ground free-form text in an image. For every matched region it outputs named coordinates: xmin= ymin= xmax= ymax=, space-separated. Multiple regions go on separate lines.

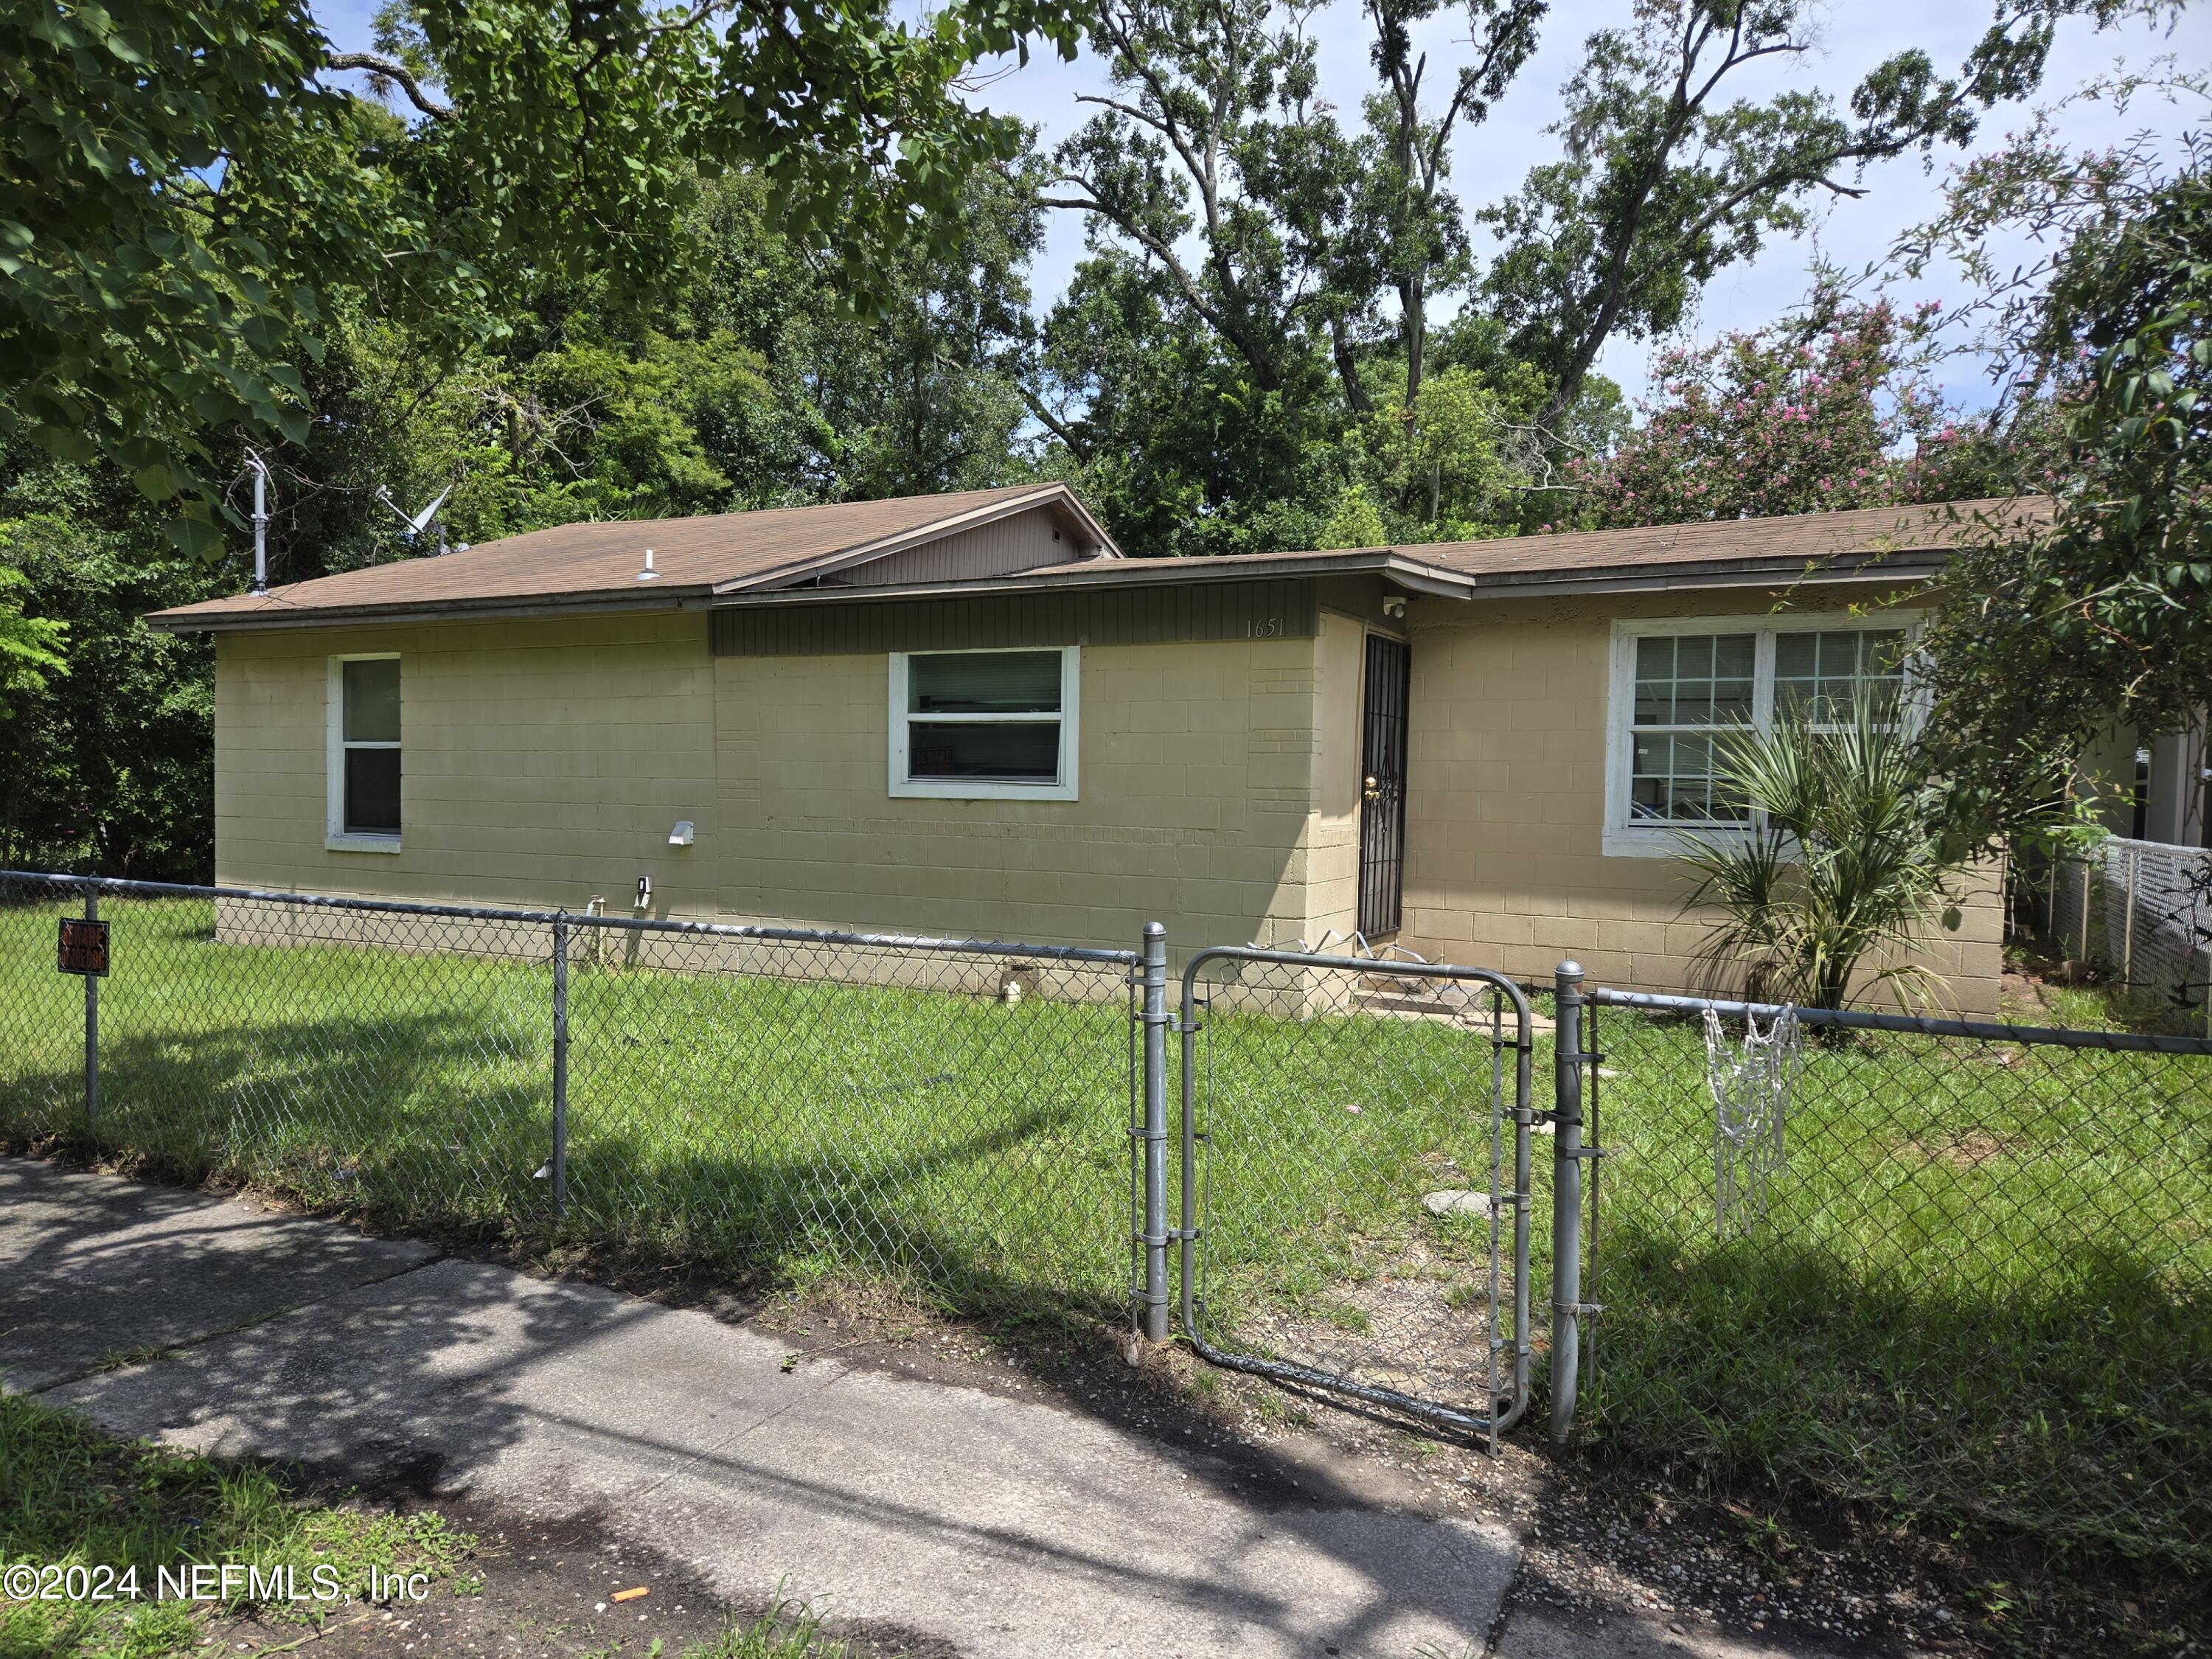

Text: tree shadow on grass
xmin=6 ymin=1151 xmax=1520 ymax=1659
xmin=3 ymin=1011 xmax=552 ymax=1234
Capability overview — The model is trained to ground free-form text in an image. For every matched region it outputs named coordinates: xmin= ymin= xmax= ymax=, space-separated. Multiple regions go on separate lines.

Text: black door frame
xmin=1357 ymin=632 xmax=1411 ymax=937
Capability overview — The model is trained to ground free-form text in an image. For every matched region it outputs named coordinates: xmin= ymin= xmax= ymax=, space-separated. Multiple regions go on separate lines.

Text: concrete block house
xmin=151 ymin=484 xmax=2044 ymax=1013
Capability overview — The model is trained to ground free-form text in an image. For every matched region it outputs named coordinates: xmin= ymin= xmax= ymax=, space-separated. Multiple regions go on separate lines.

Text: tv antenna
xmin=243 ymin=450 xmax=272 ymax=594
xmin=375 ymin=484 xmax=457 ymax=555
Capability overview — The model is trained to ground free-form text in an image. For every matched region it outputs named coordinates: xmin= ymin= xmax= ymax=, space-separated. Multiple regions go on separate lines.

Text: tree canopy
xmin=0 ymin=0 xmax=2191 ymax=874
xmin=1913 ymin=127 xmax=2211 ymax=845
xmin=0 ymin=0 xmax=1083 ymax=549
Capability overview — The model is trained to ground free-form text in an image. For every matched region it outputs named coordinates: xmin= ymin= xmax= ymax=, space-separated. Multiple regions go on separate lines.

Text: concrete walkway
xmin=1 ymin=1158 xmax=1804 ymax=1659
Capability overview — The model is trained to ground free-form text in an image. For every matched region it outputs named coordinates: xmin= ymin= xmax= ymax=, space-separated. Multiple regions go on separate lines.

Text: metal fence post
xmin=551 ymin=916 xmax=569 ymax=1222
xmin=1139 ymin=921 xmax=1169 ymax=1343
xmin=1551 ymin=960 xmax=1586 ymax=1444
xmin=2122 ymin=844 xmax=2140 ymax=988
xmin=2079 ymin=858 xmax=2093 ymax=963
xmin=83 ymin=880 xmax=100 ymax=1130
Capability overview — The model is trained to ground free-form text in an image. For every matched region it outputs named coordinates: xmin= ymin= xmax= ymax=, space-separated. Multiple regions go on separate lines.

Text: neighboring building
xmin=2077 ymin=722 xmax=2210 ymax=849
xmin=150 ymin=484 xmax=2048 ymax=1014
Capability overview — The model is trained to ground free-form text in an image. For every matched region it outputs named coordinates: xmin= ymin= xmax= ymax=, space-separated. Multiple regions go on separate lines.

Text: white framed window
xmin=888 ymin=647 xmax=1079 ymax=801
xmin=1602 ymin=614 xmax=1917 ymax=858
xmin=327 ymin=654 xmax=403 ymax=851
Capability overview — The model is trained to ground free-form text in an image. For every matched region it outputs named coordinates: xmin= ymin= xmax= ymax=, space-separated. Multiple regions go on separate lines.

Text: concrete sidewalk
xmin=1 ymin=1158 xmax=1806 ymax=1659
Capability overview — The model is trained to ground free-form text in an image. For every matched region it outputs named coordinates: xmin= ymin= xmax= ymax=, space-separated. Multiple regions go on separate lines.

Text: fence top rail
xmin=1588 ymin=985 xmax=2212 ymax=1057
xmin=0 ymin=869 xmax=1141 ymax=967
xmin=2086 ymin=834 xmax=2212 ymax=863
xmin=1183 ymin=944 xmax=1537 ymax=1046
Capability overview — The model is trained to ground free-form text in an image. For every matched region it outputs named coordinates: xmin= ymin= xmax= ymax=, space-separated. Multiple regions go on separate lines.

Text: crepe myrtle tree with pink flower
xmin=1569 ymin=285 xmax=2003 ymax=528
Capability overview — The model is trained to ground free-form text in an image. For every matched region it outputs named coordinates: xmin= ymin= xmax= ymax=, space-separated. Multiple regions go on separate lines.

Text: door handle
xmin=1363 ymin=774 xmax=1382 ymax=803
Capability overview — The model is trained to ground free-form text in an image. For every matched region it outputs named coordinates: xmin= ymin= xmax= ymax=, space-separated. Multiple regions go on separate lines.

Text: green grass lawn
xmin=2 ymin=893 xmax=2207 ymax=1567
xmin=1575 ymin=995 xmax=2212 ymax=1565
xmin=0 ymin=1393 xmax=473 ymax=1658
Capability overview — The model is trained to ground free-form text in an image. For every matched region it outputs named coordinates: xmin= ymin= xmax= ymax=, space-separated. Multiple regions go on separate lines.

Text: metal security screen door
xmin=1359 ymin=636 xmax=1411 ymax=936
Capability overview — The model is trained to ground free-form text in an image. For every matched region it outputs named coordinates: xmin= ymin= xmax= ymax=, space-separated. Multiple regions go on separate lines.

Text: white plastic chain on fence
xmin=1703 ymin=1004 xmax=1801 ymax=1240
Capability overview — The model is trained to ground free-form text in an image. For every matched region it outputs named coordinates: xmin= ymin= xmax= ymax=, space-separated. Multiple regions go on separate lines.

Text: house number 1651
xmin=1247 ymin=617 xmax=1285 ymax=638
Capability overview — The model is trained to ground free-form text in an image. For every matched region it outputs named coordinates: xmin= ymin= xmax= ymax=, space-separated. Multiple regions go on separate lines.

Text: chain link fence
xmin=0 ymin=871 xmax=1139 ymax=1325
xmin=1568 ymin=982 xmax=2212 ymax=1568
xmin=9 ymin=865 xmax=2211 ymax=1564
xmin=1177 ymin=947 xmax=1538 ymax=1443
xmin=2038 ymin=836 xmax=2212 ymax=1033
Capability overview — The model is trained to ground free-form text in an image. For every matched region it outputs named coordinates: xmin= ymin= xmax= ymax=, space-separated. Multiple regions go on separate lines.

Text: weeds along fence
xmin=1562 ymin=973 xmax=2212 ymax=1568
xmin=0 ymin=872 xmax=1140 ymax=1324
xmin=2035 ymin=835 xmax=2212 ymax=1034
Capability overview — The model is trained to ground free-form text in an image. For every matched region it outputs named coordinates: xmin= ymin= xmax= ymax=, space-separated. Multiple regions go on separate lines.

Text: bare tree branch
xmin=326 ymin=52 xmax=453 ymax=122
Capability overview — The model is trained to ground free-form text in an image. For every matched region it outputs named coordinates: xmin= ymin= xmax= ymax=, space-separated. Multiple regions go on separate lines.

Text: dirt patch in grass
xmin=229 ymin=1495 xmax=953 ymax=1659
xmin=1899 ymin=1127 xmax=2015 ymax=1170
xmin=1234 ymin=1240 xmax=1506 ymax=1409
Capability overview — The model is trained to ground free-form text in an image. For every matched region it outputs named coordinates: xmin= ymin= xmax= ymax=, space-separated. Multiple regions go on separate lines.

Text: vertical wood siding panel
xmin=710 ymin=581 xmax=1323 ymax=657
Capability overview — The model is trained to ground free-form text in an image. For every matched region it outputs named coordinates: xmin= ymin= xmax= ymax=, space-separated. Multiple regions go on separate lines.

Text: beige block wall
xmin=711 ymin=632 xmax=1341 ymax=953
xmin=1396 ymin=588 xmax=2006 ymax=1017
xmin=215 ymin=612 xmax=1352 ymax=959
xmin=215 ymin=613 xmax=717 ymax=914
xmin=210 ymin=585 xmax=2001 ymax=1009
xmin=1290 ymin=608 xmax=1372 ymax=947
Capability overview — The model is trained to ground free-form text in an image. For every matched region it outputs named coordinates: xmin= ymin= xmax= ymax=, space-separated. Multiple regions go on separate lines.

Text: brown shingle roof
xmin=1012 ymin=497 xmax=2047 ymax=589
xmin=1406 ymin=496 xmax=2050 ymax=582
xmin=151 ymin=490 xmax=2051 ymax=630
xmin=149 ymin=484 xmax=1113 ymax=629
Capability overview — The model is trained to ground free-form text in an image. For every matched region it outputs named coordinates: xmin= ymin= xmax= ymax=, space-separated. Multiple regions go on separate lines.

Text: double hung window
xmin=328 ymin=655 xmax=402 ymax=849
xmin=1606 ymin=619 xmax=1911 ymax=855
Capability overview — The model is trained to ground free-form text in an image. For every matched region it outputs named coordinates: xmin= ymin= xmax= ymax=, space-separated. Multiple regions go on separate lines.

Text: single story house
xmin=150 ymin=484 xmax=2049 ymax=1013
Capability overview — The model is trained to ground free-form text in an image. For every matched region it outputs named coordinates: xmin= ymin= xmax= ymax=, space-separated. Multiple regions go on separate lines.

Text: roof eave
xmin=145 ymin=540 xmax=1954 ymax=633
xmin=145 ymin=585 xmax=716 ymax=634
xmin=1456 ymin=549 xmax=1950 ymax=598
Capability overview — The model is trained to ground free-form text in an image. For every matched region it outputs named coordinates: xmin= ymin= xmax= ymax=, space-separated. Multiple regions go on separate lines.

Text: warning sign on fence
xmin=57 ymin=917 xmax=109 ymax=977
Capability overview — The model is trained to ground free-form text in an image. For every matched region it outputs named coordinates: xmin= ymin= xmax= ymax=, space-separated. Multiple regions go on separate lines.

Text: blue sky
xmin=315 ymin=1 xmax=2208 ymax=411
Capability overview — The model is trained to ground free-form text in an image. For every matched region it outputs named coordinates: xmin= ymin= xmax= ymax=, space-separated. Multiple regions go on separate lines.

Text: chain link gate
xmin=1174 ymin=946 xmax=1536 ymax=1446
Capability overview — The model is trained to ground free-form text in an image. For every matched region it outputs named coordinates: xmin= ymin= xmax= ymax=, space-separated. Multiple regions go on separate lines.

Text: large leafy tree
xmin=1 ymin=0 xmax=1083 ymax=551
xmin=0 ymin=505 xmax=218 ymax=880
xmin=1913 ymin=129 xmax=2211 ymax=843
xmin=207 ymin=163 xmax=1051 ymax=589
xmin=1040 ymin=0 xmax=1349 ymax=400
xmin=1035 ymin=0 xmax=2144 ymax=554
xmin=1336 ymin=0 xmax=1545 ymax=411
xmin=1567 ymin=284 xmax=2032 ymax=526
xmin=1484 ymin=0 xmax=2160 ymax=438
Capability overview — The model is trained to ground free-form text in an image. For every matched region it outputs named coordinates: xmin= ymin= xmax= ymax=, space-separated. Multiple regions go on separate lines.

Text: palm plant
xmin=1676 ymin=691 xmax=1974 ymax=1012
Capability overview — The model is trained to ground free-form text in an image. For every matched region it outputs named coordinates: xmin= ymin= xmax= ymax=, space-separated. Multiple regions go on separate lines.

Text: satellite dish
xmin=375 ymin=484 xmax=456 ymax=554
